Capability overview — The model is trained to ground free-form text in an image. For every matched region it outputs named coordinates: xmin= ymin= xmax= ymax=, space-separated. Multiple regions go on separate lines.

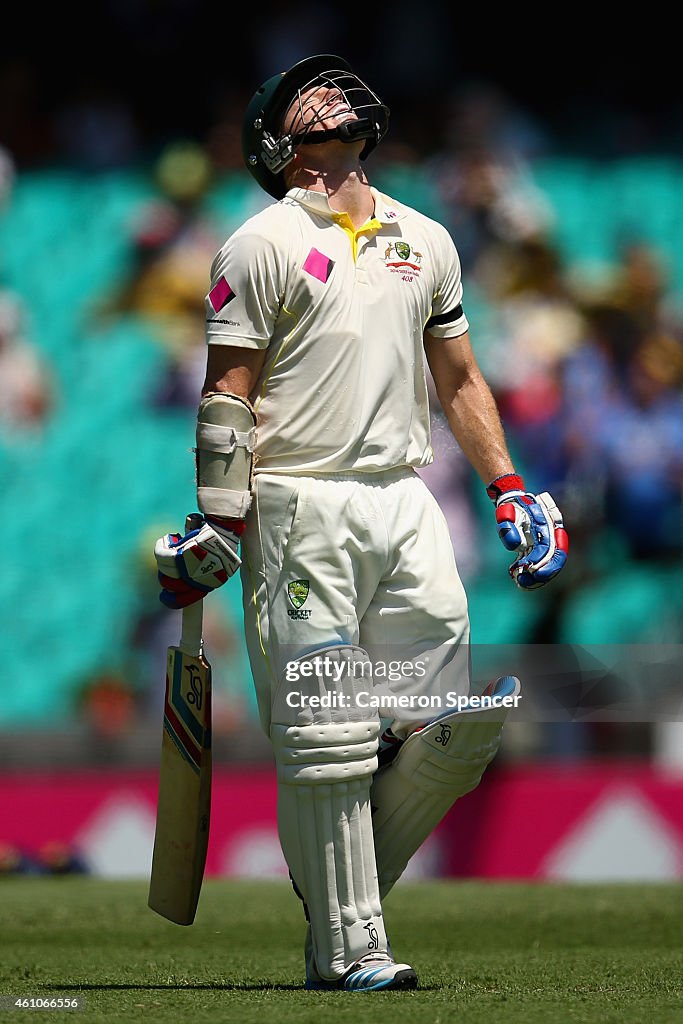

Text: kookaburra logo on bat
xmin=185 ymin=665 xmax=204 ymax=710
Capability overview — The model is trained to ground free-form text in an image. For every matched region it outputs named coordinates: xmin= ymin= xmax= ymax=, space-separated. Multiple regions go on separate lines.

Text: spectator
xmin=0 ymin=290 xmax=54 ymax=439
xmin=560 ymin=241 xmax=683 ymax=561
xmin=593 ymin=331 xmax=683 ymax=558
xmin=477 ymin=238 xmax=587 ymax=491
xmin=96 ymin=141 xmax=222 ymax=407
xmin=426 ymin=84 xmax=553 ymax=276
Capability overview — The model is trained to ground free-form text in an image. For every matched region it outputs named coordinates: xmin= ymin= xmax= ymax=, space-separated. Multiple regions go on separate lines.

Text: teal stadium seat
xmin=530 ymin=156 xmax=683 ymax=293
xmin=559 ymin=564 xmax=683 ymax=645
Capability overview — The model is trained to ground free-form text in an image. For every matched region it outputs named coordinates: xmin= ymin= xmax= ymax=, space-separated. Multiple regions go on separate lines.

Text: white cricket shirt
xmin=205 ymin=186 xmax=469 ymax=474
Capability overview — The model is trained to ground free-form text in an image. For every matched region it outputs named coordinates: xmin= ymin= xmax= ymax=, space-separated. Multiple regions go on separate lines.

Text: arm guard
xmin=196 ymin=393 xmax=257 ymax=519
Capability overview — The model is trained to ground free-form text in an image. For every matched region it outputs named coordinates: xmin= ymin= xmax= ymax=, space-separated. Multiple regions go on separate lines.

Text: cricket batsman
xmin=155 ymin=55 xmax=568 ymax=991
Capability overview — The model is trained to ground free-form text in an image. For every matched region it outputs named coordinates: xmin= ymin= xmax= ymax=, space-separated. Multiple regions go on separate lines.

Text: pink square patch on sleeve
xmin=208 ymin=276 xmax=235 ymax=313
xmin=303 ymin=248 xmax=334 ymax=283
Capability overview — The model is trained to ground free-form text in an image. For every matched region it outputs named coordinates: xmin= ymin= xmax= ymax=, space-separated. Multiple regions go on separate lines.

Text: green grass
xmin=1 ymin=879 xmax=682 ymax=1023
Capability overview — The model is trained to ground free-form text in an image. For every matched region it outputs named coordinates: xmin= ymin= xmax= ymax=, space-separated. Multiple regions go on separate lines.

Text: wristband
xmin=486 ymin=473 xmax=526 ymax=503
xmin=205 ymin=515 xmax=248 ymax=537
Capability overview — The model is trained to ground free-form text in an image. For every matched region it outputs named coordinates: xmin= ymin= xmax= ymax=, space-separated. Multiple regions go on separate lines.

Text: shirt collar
xmin=285 ymin=187 xmax=336 ymax=217
xmin=286 ymin=186 xmax=405 ymax=225
xmin=370 ymin=188 xmax=405 ymax=224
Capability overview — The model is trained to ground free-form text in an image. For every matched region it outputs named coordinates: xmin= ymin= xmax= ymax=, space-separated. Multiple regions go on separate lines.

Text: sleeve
xmin=205 ymin=229 xmax=284 ymax=349
xmin=424 ymin=224 xmax=469 ymax=338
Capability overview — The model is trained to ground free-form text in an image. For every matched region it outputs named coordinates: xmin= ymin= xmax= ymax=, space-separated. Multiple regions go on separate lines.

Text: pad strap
xmin=195 ymin=423 xmax=257 ymax=454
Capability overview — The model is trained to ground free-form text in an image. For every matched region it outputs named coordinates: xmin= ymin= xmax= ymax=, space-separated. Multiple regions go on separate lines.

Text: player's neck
xmin=326 ymin=172 xmax=374 ymax=228
xmin=288 ymin=150 xmax=375 ymax=227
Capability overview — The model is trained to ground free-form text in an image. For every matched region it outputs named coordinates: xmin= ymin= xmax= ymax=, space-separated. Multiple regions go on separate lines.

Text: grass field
xmin=1 ymin=879 xmax=682 ymax=1023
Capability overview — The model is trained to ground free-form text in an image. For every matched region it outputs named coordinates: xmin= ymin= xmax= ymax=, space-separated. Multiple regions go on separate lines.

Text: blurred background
xmin=1 ymin=4 xmax=682 ymax=882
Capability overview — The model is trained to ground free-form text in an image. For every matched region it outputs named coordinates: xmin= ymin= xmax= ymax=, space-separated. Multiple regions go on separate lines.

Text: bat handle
xmin=180 ymin=513 xmax=205 ymax=656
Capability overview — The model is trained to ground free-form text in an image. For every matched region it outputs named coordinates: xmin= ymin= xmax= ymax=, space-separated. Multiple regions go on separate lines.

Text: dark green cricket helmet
xmin=242 ymin=54 xmax=390 ymax=199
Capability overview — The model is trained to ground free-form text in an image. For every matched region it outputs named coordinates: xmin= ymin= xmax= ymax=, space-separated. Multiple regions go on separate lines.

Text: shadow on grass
xmin=46 ymin=982 xmax=439 ymax=993
xmin=45 ymin=982 xmax=304 ymax=992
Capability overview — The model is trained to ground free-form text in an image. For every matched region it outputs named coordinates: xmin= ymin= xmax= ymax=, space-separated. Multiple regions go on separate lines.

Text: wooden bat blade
xmin=148 ymin=644 xmax=212 ymax=925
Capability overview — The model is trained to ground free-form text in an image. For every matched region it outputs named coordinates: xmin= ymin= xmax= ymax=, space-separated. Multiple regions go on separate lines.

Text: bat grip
xmin=180 ymin=513 xmax=205 ymax=656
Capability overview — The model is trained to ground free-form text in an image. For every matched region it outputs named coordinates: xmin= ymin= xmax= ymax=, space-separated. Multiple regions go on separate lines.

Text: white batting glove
xmin=155 ymin=516 xmax=245 ymax=608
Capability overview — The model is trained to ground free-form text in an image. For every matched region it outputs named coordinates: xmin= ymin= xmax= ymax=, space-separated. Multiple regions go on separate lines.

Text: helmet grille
xmin=282 ymin=68 xmax=389 ymax=146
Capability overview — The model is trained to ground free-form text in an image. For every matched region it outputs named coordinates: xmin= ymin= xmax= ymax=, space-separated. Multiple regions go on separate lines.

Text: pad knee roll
xmin=271 ymin=644 xmax=380 ymax=782
xmin=271 ymin=720 xmax=379 ymax=784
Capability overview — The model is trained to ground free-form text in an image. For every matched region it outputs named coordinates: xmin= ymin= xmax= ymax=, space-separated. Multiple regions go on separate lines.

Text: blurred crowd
xmin=0 ymin=151 xmax=54 ymax=442
xmin=1 ymin=53 xmax=682 ymax=764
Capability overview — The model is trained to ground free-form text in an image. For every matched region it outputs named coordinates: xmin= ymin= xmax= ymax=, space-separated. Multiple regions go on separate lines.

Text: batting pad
xmin=270 ymin=645 xmax=386 ymax=981
xmin=371 ymin=677 xmax=521 ymax=898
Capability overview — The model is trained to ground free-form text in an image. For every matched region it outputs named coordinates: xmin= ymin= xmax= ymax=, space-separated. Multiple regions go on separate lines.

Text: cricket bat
xmin=149 ymin=513 xmax=212 ymax=925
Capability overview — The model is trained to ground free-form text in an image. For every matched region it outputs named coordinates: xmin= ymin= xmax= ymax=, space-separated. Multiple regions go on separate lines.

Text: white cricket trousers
xmin=239 ymin=467 xmax=471 ymax=734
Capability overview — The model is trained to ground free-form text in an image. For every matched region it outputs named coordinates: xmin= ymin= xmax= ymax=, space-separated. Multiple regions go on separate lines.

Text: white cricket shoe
xmin=306 ymin=948 xmax=418 ymax=991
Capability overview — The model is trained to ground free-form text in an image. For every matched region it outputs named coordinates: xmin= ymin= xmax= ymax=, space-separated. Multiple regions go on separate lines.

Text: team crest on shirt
xmin=287 ymin=579 xmax=311 ymax=619
xmin=383 ymin=240 xmax=424 ymax=281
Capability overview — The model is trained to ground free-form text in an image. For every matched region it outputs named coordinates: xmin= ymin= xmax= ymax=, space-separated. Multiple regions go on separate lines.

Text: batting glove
xmin=486 ymin=473 xmax=568 ymax=590
xmin=155 ymin=515 xmax=245 ymax=608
